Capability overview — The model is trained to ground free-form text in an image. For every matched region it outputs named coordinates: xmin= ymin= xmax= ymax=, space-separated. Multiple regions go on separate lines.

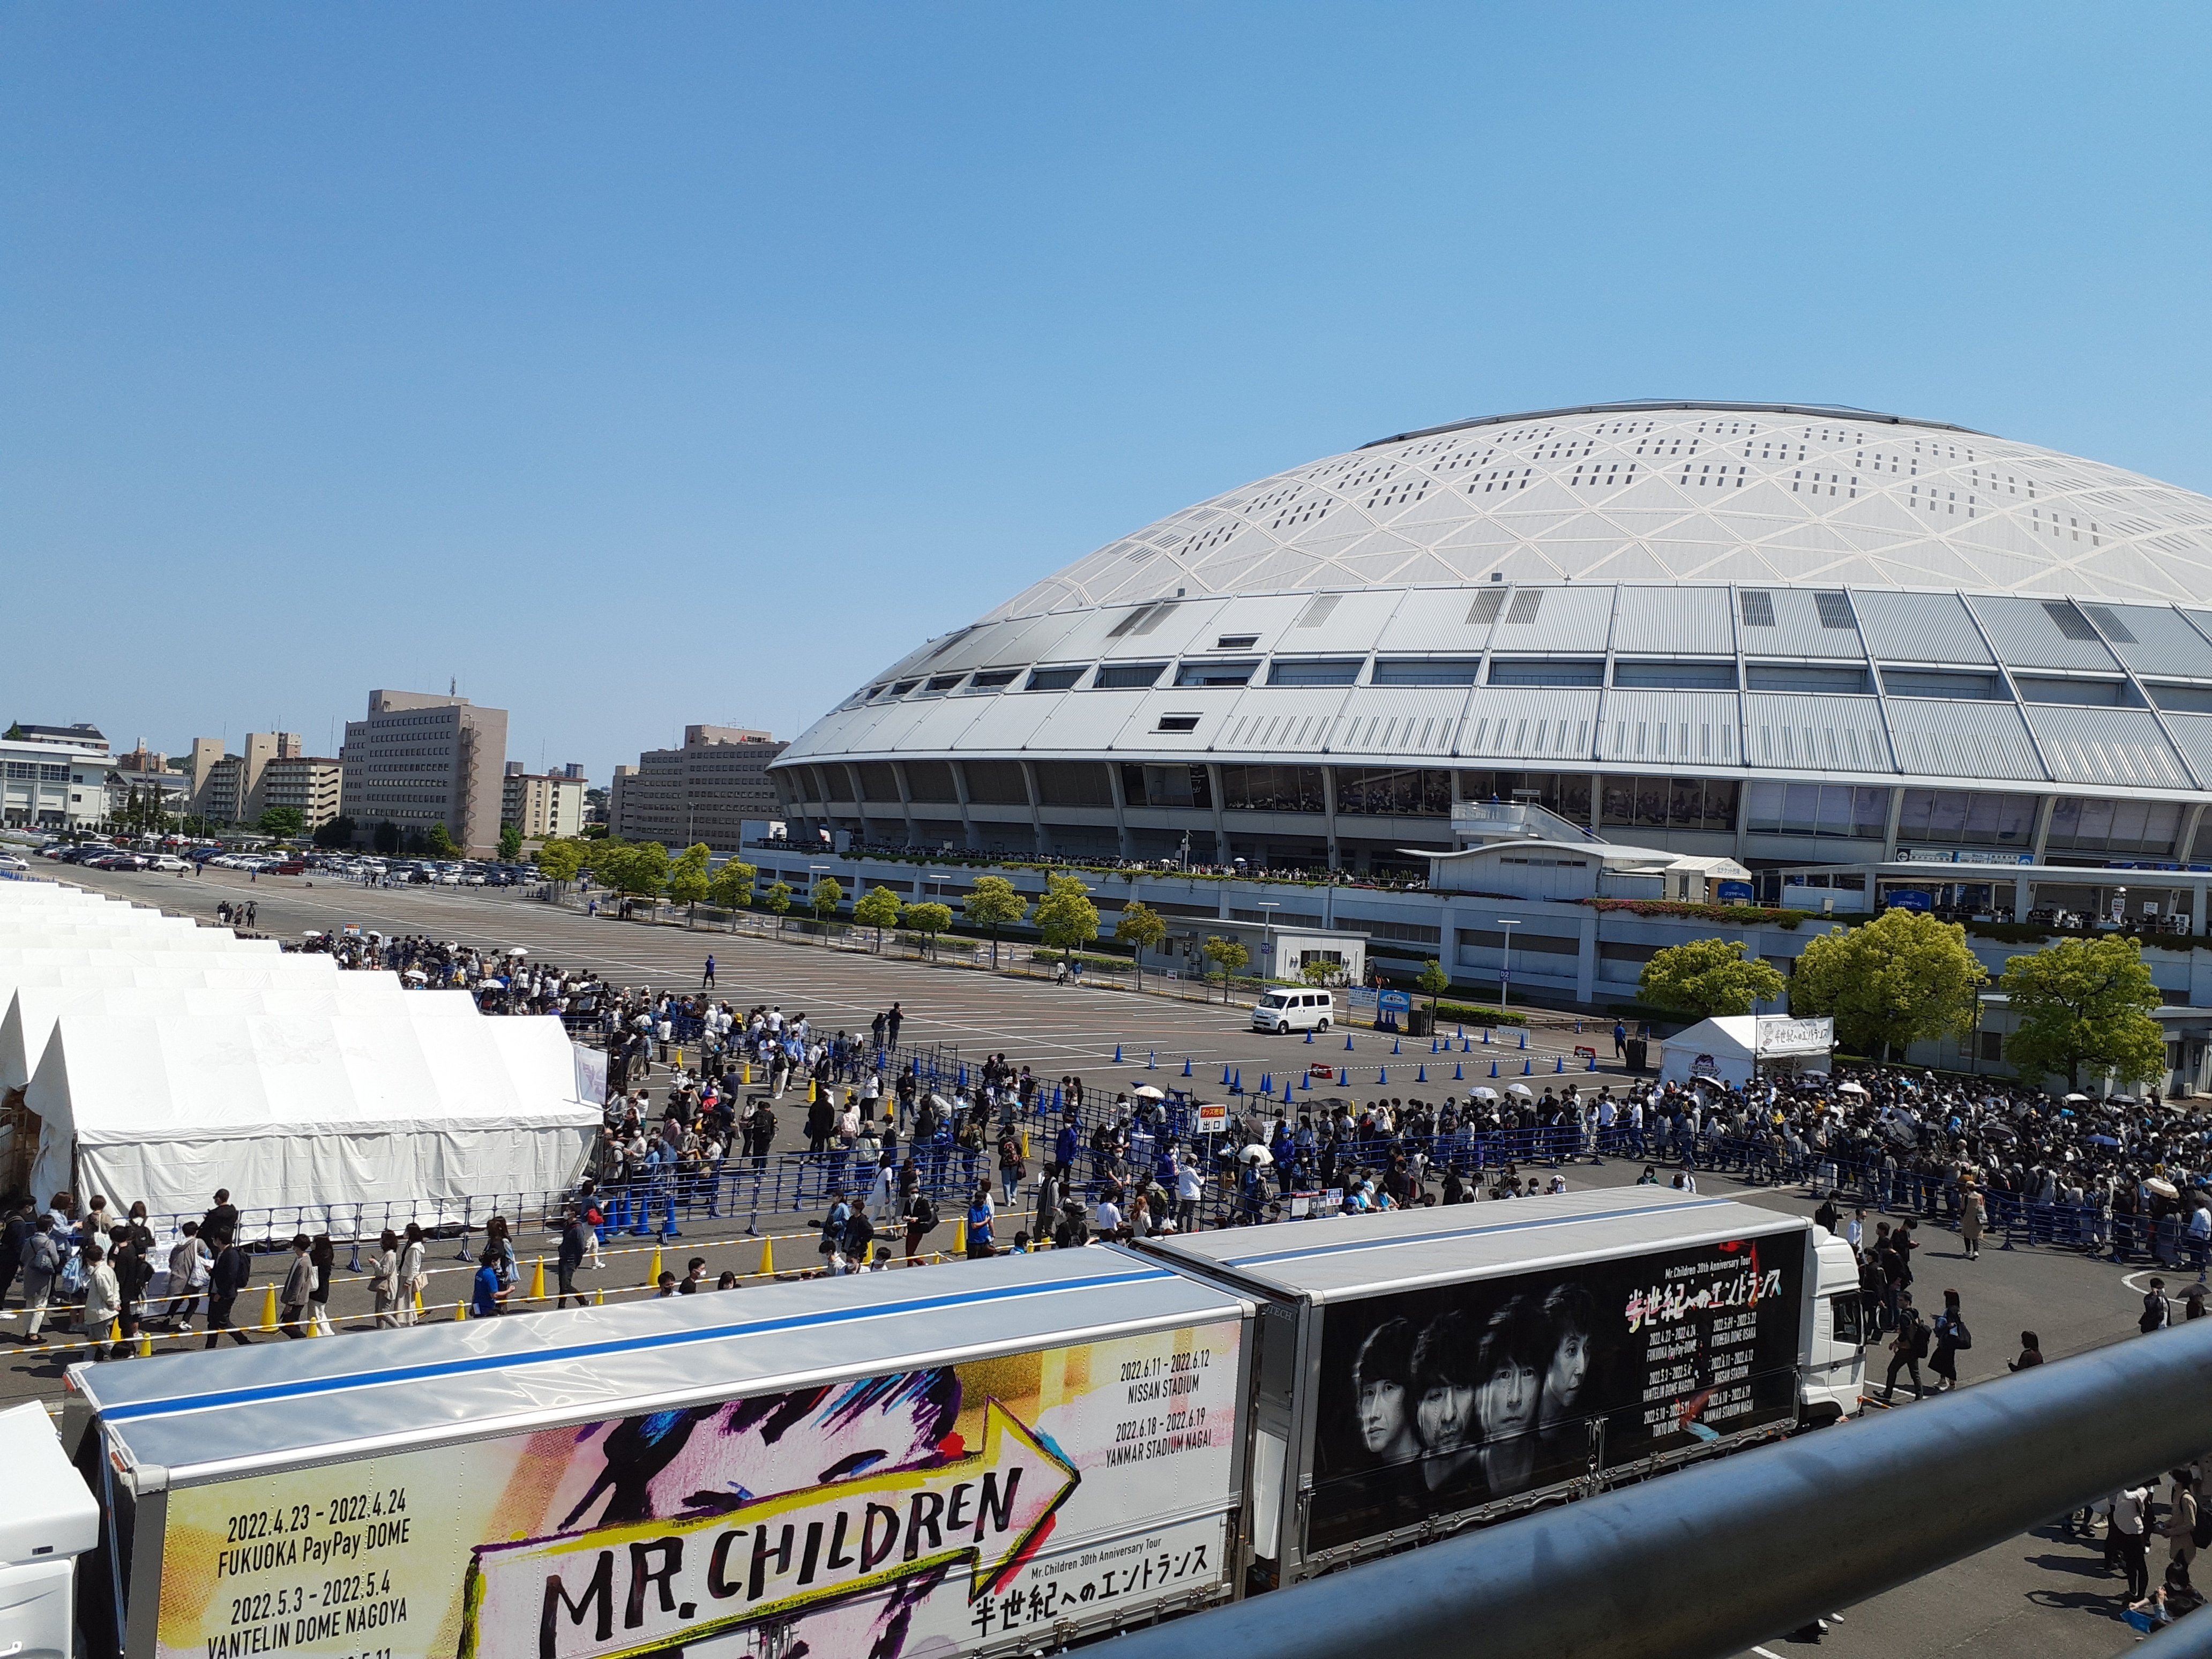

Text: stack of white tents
xmin=0 ymin=879 xmax=597 ymax=1228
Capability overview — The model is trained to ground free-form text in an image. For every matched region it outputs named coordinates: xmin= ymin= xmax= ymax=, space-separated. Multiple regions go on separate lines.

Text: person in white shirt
xmin=1094 ymin=1194 xmax=1124 ymax=1237
xmin=1175 ymin=1159 xmax=1205 ymax=1231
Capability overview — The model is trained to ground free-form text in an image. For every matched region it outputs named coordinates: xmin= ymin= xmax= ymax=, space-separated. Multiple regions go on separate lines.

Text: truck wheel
xmin=1316 ymin=1018 xmax=1330 ymax=1033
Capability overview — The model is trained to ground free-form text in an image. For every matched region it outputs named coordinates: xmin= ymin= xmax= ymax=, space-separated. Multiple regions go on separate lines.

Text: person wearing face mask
xmin=1409 ymin=1310 xmax=1485 ymax=1513
xmin=1473 ymin=1297 xmax=1547 ymax=1499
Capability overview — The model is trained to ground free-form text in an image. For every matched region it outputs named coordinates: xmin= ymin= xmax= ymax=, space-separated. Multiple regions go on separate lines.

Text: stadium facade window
xmin=1172 ymin=659 xmax=1259 ymax=687
xmin=903 ymin=760 xmax=958 ymax=803
xmin=2045 ymin=797 xmax=2183 ymax=856
xmin=1456 ymin=771 xmax=1593 ymax=821
xmin=1745 ymin=781 xmax=1891 ymax=839
xmin=1894 ymin=788 xmax=2036 ymax=847
xmin=1120 ymin=764 xmax=1212 ymax=810
xmin=820 ymin=766 xmax=855 ymax=802
xmin=856 ymin=763 xmax=899 ymax=803
xmin=1266 ymin=657 xmax=1363 ymax=687
xmin=1373 ymin=657 xmax=1483 ymax=686
xmin=1486 ymin=658 xmax=1604 ymax=687
xmin=1882 ymin=668 xmax=2007 ymax=700
xmin=1612 ymin=660 xmax=1738 ymax=690
xmin=961 ymin=760 xmax=1031 ymax=806
xmin=1218 ymin=765 xmax=1325 ymax=813
xmin=1334 ymin=767 xmax=1452 ymax=817
xmin=1746 ymin=663 xmax=1872 ymax=694
xmin=1601 ymin=775 xmax=1743 ymax=833
xmin=1032 ymin=762 xmax=1114 ymax=808
xmin=1094 ymin=662 xmax=1166 ymax=689
xmin=1026 ymin=666 xmax=1086 ymax=691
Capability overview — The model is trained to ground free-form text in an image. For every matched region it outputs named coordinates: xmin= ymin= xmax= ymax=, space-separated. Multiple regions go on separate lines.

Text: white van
xmin=1252 ymin=987 xmax=1334 ymax=1033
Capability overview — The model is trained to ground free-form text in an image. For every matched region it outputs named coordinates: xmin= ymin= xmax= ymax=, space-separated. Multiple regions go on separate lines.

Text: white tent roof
xmin=26 ymin=1012 xmax=596 ymax=1221
xmin=0 ymin=939 xmax=280 ymax=966
xmin=0 ymin=978 xmax=412 ymax=1090
xmin=1665 ymin=1016 xmax=1760 ymax=1060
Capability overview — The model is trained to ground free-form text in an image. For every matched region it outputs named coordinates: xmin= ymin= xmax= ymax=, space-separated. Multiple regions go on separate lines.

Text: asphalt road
xmin=13 ymin=862 xmax=2188 ymax=1658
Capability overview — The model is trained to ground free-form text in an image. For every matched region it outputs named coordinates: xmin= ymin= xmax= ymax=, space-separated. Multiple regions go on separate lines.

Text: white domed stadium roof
xmin=781 ymin=403 xmax=2212 ymax=806
xmin=986 ymin=402 xmax=2212 ymax=618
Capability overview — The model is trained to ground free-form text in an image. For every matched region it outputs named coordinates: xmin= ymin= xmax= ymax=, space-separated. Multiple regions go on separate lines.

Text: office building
xmin=338 ymin=691 xmax=509 ymax=855
xmin=1 ymin=722 xmax=108 ymax=832
xmin=609 ymin=725 xmax=785 ymax=850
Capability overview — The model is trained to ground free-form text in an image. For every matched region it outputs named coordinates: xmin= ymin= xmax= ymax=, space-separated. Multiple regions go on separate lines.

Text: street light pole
xmin=1497 ymin=917 xmax=1520 ymax=1014
xmin=1258 ymin=900 xmax=1280 ymax=989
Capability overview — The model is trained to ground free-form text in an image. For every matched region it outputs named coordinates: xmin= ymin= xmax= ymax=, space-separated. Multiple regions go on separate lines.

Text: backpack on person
xmin=2192 ymin=1499 xmax=2212 ymax=1552
xmin=2141 ymin=1292 xmax=2173 ymax=1334
xmin=909 ymin=1195 xmax=938 ymax=1235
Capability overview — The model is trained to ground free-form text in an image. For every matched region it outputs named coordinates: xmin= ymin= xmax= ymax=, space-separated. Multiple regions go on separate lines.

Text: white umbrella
xmin=506 ymin=946 xmax=529 ymax=958
xmin=2064 ymin=1093 xmax=2091 ymax=1104
xmin=1471 ymin=1087 xmax=1500 ymax=1102
xmin=301 ymin=931 xmax=322 ymax=939
xmin=928 ymin=1092 xmax=953 ymax=1112
xmin=2148 ymin=1176 xmax=2180 ymax=1200
xmin=1239 ymin=1144 xmax=1274 ymax=1165
xmin=402 ymin=968 xmax=428 ymax=982
xmin=1836 ymin=1081 xmax=1868 ymax=1096
xmin=1506 ymin=1082 xmax=1534 ymax=1098
xmin=1131 ymin=1085 xmax=1166 ymax=1101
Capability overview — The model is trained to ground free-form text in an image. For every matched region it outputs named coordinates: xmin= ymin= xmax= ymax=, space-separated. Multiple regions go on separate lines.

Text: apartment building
xmin=502 ymin=763 xmax=587 ymax=841
xmin=0 ymin=722 xmax=108 ymax=832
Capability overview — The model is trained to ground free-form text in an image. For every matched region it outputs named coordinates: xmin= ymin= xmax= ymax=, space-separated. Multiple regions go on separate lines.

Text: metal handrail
xmin=1090 ymin=1319 xmax=2212 ymax=1659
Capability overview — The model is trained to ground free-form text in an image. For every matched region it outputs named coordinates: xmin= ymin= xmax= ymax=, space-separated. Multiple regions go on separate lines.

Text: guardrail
xmin=1088 ymin=1318 xmax=2212 ymax=1659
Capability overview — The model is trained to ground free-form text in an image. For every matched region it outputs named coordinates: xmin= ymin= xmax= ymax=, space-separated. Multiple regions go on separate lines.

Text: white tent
xmin=1658 ymin=1014 xmax=1833 ymax=1088
xmin=26 ymin=1012 xmax=596 ymax=1226
xmin=0 ymin=980 xmax=413 ymax=1090
xmin=1657 ymin=1018 xmax=1760 ymax=1088
xmin=0 ymin=939 xmax=281 ymax=967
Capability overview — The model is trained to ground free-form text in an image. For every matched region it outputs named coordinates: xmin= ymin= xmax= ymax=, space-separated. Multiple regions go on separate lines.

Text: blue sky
xmin=5 ymin=6 xmax=2210 ymax=784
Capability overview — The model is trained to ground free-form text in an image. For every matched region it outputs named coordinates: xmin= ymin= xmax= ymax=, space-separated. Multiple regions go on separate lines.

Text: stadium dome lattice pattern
xmin=774 ymin=402 xmax=2212 ymax=872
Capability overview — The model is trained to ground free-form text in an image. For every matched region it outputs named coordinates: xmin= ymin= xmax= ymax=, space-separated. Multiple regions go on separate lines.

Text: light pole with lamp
xmin=1257 ymin=900 xmax=1280 ymax=989
xmin=1497 ymin=917 xmax=1520 ymax=1014
xmin=805 ymin=861 xmax=828 ymax=944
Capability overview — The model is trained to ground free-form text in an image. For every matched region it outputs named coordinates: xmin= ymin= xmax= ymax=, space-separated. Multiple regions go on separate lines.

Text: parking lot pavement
xmin=51 ymin=862 xmax=1626 ymax=1094
xmin=18 ymin=864 xmax=2179 ymax=1659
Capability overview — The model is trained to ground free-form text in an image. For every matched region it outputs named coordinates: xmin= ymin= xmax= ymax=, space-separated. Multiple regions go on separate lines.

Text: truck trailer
xmin=1138 ymin=1186 xmax=1864 ymax=1587
xmin=62 ymin=1247 xmax=1255 ymax=1659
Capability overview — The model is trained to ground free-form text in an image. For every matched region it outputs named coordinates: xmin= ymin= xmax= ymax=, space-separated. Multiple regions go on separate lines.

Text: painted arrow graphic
xmin=460 ymin=1399 xmax=1079 ymax=1659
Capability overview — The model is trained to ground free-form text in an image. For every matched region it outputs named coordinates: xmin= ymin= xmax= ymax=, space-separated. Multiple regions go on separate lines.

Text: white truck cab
xmin=1252 ymin=988 xmax=1334 ymax=1033
xmin=1801 ymin=1228 xmax=1868 ymax=1423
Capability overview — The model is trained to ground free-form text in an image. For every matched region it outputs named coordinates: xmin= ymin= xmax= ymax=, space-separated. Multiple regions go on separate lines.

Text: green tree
xmin=1201 ymin=935 xmax=1250 ymax=1001
xmin=1416 ymin=958 xmax=1452 ymax=1022
xmin=1639 ymin=938 xmax=1788 ymax=1019
xmin=1035 ymin=873 xmax=1100 ymax=965
xmin=312 ymin=814 xmax=356 ymax=850
xmin=372 ymin=819 xmax=401 ymax=856
xmin=256 ymin=805 xmax=305 ymax=841
xmin=907 ymin=900 xmax=953 ymax=958
xmin=1301 ymin=959 xmax=1339 ymax=988
xmin=764 ymin=880 xmax=793 ymax=926
xmin=1790 ymin=910 xmax=1986 ymax=1060
xmin=668 ymin=842 xmax=712 ymax=922
xmin=1114 ymin=900 xmax=1167 ymax=990
xmin=810 ymin=875 xmax=845 ymax=924
xmin=2000 ymin=935 xmax=2168 ymax=1093
xmin=426 ymin=822 xmax=459 ymax=858
xmin=590 ymin=839 xmax=670 ymax=901
xmin=963 ymin=875 xmax=1030 ymax=968
xmin=536 ymin=837 xmax=587 ymax=885
xmin=853 ymin=885 xmax=905 ymax=950
xmin=707 ymin=858 xmax=757 ymax=911
xmin=497 ymin=823 xmax=524 ymax=863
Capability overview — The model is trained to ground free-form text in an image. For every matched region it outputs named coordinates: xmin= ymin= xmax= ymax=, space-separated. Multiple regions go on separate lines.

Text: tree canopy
xmin=963 ymin=875 xmax=1029 ymax=967
xmin=853 ymin=884 xmax=904 ymax=947
xmin=1114 ymin=900 xmax=1168 ymax=989
xmin=1789 ymin=910 xmax=1986 ymax=1059
xmin=536 ymin=838 xmax=587 ymax=884
xmin=809 ymin=875 xmax=845 ymax=921
xmin=425 ymin=823 xmax=459 ymax=858
xmin=588 ymin=839 xmax=670 ymax=899
xmin=256 ymin=805 xmax=305 ymax=841
xmin=1201 ymin=935 xmax=1249 ymax=1000
xmin=1638 ymin=937 xmax=1787 ymax=1019
xmin=707 ymin=858 xmax=757 ymax=911
xmin=763 ymin=880 xmax=792 ymax=917
xmin=906 ymin=901 xmax=953 ymax=956
xmin=1999 ymin=935 xmax=2168 ymax=1092
xmin=667 ymin=843 xmax=712 ymax=916
xmin=497 ymin=824 xmax=524 ymax=862
xmin=1035 ymin=873 xmax=1100 ymax=961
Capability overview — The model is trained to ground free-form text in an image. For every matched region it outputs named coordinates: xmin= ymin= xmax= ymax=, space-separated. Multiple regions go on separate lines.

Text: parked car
xmin=0 ymin=854 xmax=29 ymax=873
